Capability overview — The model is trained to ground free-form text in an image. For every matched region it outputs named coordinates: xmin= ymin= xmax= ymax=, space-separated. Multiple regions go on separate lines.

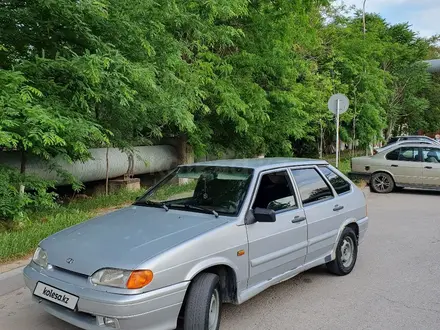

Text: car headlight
xmin=91 ymin=269 xmax=153 ymax=289
xmin=32 ymin=247 xmax=48 ymax=268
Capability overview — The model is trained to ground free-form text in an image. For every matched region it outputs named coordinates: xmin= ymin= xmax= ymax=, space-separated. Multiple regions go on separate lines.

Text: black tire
xmin=327 ymin=227 xmax=358 ymax=276
xmin=183 ymin=273 xmax=222 ymax=330
xmin=370 ymin=172 xmax=394 ymax=194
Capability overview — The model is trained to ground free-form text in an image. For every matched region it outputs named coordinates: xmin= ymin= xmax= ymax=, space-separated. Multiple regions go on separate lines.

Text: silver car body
xmin=24 ymin=158 xmax=368 ymax=330
xmin=351 ymin=143 xmax=440 ymax=189
xmin=374 ymin=139 xmax=438 ymax=154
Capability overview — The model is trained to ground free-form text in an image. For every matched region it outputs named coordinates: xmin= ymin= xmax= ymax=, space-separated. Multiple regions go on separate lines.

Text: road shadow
xmin=395 ymin=188 xmax=440 ymax=196
xmin=221 ymin=264 xmax=333 ymax=311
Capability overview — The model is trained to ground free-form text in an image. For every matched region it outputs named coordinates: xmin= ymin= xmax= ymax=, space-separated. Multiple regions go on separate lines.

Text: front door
xmin=384 ymin=146 xmax=424 ymax=185
xmin=421 ymin=147 xmax=440 ymax=188
xmin=246 ymin=169 xmax=307 ymax=288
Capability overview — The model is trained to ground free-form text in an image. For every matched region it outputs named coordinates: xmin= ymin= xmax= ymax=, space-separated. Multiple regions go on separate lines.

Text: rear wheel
xmin=370 ymin=172 xmax=394 ymax=193
xmin=327 ymin=227 xmax=358 ymax=276
xmin=183 ymin=273 xmax=222 ymax=330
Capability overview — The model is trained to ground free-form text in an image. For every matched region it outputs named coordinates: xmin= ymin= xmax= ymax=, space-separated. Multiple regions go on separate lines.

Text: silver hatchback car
xmin=24 ymin=158 xmax=368 ymax=330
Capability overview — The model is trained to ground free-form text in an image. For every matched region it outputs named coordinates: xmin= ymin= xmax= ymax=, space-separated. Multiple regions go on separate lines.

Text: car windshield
xmin=135 ymin=166 xmax=254 ymax=216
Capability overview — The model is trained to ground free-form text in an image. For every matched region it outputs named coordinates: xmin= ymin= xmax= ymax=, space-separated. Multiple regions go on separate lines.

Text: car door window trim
xmin=317 ymin=165 xmax=352 ymax=196
xmin=248 ymin=168 xmax=300 ymax=214
xmin=290 ymin=166 xmax=335 ymax=207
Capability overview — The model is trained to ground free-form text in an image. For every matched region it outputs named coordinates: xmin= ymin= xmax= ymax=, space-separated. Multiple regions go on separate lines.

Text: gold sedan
xmin=349 ymin=143 xmax=440 ymax=193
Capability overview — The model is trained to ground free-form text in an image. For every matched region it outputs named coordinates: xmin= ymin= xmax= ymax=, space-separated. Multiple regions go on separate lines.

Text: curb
xmin=0 ymin=266 xmax=25 ymax=296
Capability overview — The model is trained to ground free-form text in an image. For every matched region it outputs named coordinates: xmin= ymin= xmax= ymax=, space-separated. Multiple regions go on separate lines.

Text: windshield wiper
xmin=167 ymin=203 xmax=219 ymax=218
xmin=184 ymin=204 xmax=219 ymax=218
xmin=133 ymin=200 xmax=169 ymax=211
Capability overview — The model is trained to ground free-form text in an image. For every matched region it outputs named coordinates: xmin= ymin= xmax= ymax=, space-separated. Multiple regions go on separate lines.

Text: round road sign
xmin=328 ymin=93 xmax=349 ymax=115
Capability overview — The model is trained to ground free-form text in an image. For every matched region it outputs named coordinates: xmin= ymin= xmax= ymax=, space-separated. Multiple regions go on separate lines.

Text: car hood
xmin=41 ymin=206 xmax=228 ymax=276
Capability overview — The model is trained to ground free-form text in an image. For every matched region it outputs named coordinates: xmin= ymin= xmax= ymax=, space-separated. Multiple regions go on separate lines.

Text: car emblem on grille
xmin=66 ymin=258 xmax=74 ymax=264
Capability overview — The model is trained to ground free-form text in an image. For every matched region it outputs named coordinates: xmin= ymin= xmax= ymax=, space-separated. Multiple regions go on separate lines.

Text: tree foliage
xmin=1 ymin=0 xmax=440 ymax=219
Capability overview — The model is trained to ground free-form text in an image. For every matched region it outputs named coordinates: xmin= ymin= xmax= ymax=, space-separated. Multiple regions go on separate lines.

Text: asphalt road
xmin=1 ymin=189 xmax=440 ymax=330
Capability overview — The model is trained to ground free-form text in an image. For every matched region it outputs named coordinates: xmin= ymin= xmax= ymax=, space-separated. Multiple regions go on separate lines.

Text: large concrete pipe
xmin=0 ymin=145 xmax=178 ymax=184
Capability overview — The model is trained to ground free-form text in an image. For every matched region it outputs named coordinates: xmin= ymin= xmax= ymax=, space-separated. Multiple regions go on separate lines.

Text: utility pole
xmin=363 ymin=0 xmax=367 ymax=37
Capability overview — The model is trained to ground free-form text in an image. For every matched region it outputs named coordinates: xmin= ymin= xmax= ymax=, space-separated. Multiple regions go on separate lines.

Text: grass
xmin=0 ymin=189 xmax=141 ymax=263
xmin=0 ymin=182 xmax=199 ymax=263
xmin=323 ymin=150 xmax=366 ymax=175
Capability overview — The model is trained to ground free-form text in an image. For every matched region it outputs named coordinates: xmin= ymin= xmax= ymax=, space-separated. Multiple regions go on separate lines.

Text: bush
xmin=0 ymin=166 xmax=58 ymax=221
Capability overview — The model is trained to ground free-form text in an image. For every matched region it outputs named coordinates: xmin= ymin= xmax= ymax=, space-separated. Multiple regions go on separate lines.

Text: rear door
xmin=290 ymin=167 xmax=342 ymax=264
xmin=421 ymin=147 xmax=440 ymax=188
xmin=384 ymin=147 xmax=423 ymax=185
xmin=245 ymin=169 xmax=308 ymax=288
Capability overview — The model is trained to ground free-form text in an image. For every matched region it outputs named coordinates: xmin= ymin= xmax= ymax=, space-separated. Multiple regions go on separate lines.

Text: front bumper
xmin=24 ymin=264 xmax=189 ymax=330
xmin=348 ymin=172 xmax=371 ymax=182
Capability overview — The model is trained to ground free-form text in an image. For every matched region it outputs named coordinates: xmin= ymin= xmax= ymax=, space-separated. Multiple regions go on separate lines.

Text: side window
xmin=422 ymin=148 xmax=440 ymax=163
xmin=319 ymin=166 xmax=351 ymax=195
xmin=291 ymin=168 xmax=333 ymax=206
xmin=398 ymin=147 xmax=419 ymax=162
xmin=252 ymin=171 xmax=297 ymax=212
xmin=386 ymin=148 xmax=400 ymax=161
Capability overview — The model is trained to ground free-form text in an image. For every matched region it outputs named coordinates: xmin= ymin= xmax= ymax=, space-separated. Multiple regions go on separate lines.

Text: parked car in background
xmin=373 ymin=139 xmax=438 ymax=154
xmin=24 ymin=158 xmax=368 ymax=330
xmin=350 ymin=143 xmax=440 ymax=193
xmin=387 ymin=135 xmax=439 ymax=145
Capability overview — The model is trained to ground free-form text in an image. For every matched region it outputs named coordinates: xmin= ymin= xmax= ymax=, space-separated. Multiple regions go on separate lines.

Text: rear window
xmin=319 ymin=166 xmax=351 ymax=195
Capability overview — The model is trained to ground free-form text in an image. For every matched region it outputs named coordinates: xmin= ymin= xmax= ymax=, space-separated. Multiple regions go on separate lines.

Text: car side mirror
xmin=253 ymin=207 xmax=276 ymax=223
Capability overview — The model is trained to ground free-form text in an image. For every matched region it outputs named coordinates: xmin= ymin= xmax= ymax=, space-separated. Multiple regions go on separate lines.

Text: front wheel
xmin=327 ymin=227 xmax=358 ymax=276
xmin=183 ymin=273 xmax=222 ymax=330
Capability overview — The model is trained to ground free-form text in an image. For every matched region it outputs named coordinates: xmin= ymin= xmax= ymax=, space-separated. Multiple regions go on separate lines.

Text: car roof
xmin=396 ymin=135 xmax=432 ymax=139
xmin=384 ymin=140 xmax=437 ymax=147
xmin=185 ymin=157 xmax=329 ymax=171
xmin=378 ymin=142 xmax=440 ymax=153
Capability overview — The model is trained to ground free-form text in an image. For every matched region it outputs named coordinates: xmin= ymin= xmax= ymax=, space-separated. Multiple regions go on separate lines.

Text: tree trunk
xmin=20 ymin=150 xmax=26 ymax=174
xmin=19 ymin=149 xmax=27 ymax=194
xmin=352 ymin=91 xmax=357 ymax=157
xmin=105 ymin=147 xmax=109 ymax=196
xmin=319 ymin=119 xmax=323 ymax=159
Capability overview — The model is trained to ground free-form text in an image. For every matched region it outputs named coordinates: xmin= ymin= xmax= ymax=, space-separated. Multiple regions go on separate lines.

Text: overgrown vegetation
xmin=0 ymin=189 xmax=140 ymax=262
xmin=1 ymin=0 xmax=440 ymax=221
xmin=0 ymin=166 xmax=57 ymax=222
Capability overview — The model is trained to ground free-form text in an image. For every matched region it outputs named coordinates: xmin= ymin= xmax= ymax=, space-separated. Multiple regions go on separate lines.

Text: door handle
xmin=333 ymin=205 xmax=344 ymax=211
xmin=425 ymin=166 xmax=433 ymax=169
xmin=291 ymin=216 xmax=306 ymax=223
xmin=391 ymin=164 xmax=398 ymax=167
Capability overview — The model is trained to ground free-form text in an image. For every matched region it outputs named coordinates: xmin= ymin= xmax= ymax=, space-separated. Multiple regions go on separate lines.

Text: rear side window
xmin=398 ymin=147 xmax=419 ymax=162
xmin=319 ymin=166 xmax=351 ymax=195
xmin=291 ymin=169 xmax=333 ymax=205
xmin=386 ymin=148 xmax=400 ymax=160
xmin=386 ymin=147 xmax=419 ymax=161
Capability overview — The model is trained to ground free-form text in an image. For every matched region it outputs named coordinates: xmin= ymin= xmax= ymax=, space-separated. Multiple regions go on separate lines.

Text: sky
xmin=340 ymin=0 xmax=439 ymax=38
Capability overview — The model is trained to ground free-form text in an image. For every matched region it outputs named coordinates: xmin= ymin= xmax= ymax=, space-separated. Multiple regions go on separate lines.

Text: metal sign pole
xmin=336 ymin=99 xmax=340 ymax=168
xmin=327 ymin=93 xmax=349 ymax=169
